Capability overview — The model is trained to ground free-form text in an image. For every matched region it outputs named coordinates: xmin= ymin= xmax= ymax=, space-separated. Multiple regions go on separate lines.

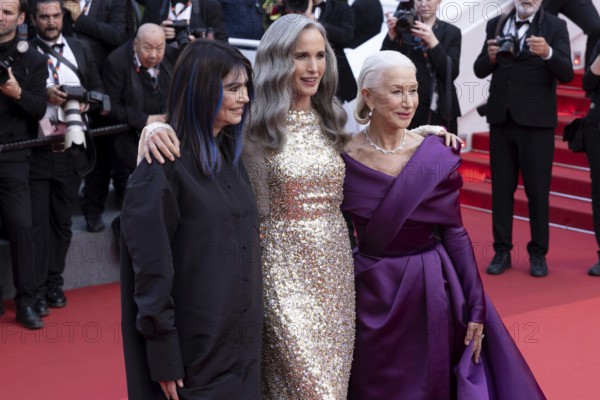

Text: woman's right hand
xmin=159 ymin=379 xmax=184 ymax=400
xmin=137 ymin=123 xmax=181 ymax=165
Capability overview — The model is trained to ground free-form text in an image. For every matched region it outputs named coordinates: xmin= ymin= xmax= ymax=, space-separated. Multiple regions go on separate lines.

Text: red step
xmin=460 ymin=152 xmax=591 ymax=199
xmin=459 ymin=180 xmax=593 ymax=232
xmin=470 ymin=132 xmax=589 ymax=169
xmin=556 ymin=87 xmax=591 ymax=115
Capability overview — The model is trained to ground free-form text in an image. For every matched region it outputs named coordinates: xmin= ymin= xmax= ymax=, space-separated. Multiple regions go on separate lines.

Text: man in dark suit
xmin=285 ymin=0 xmax=356 ymax=103
xmin=29 ymin=0 xmax=105 ymax=311
xmin=0 ymin=0 xmax=48 ymax=330
xmin=142 ymin=0 xmax=228 ymax=43
xmin=103 ymin=23 xmax=177 ymax=174
xmin=543 ymin=0 xmax=600 ymax=68
xmin=61 ymin=0 xmax=129 ymax=233
xmin=348 ymin=0 xmax=383 ymax=49
xmin=474 ymin=0 xmax=573 ymax=277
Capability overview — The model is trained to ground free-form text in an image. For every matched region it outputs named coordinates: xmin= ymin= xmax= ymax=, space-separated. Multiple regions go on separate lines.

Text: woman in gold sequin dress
xmin=243 ymin=15 xmax=355 ymax=399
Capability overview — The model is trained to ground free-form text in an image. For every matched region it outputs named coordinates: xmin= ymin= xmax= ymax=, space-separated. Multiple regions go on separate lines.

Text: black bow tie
xmin=515 ymin=20 xmax=530 ymax=29
xmin=52 ymin=43 xmax=64 ymax=52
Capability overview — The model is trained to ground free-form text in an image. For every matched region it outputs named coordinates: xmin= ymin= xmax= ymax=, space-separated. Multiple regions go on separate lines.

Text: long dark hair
xmin=167 ymin=40 xmax=253 ymax=176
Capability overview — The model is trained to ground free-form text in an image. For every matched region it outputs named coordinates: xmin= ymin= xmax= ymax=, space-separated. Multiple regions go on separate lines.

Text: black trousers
xmin=584 ymin=116 xmax=600 ymax=250
xmin=81 ymin=134 xmax=129 ymax=217
xmin=543 ymin=0 xmax=600 ymax=67
xmin=489 ymin=115 xmax=554 ymax=257
xmin=0 ymin=160 xmax=37 ymax=307
xmin=29 ymin=148 xmax=83 ymax=290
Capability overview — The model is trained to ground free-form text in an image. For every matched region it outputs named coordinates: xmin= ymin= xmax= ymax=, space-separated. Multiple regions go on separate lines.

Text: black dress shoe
xmin=35 ymin=297 xmax=50 ymax=317
xmin=47 ymin=286 xmax=67 ymax=308
xmin=85 ymin=214 xmax=105 ymax=233
xmin=16 ymin=306 xmax=44 ymax=329
xmin=530 ymin=256 xmax=549 ymax=277
xmin=588 ymin=260 xmax=600 ymax=276
xmin=486 ymin=252 xmax=511 ymax=275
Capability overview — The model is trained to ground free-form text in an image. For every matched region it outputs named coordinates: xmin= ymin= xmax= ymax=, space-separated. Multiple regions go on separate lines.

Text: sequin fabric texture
xmin=260 ymin=110 xmax=355 ymax=399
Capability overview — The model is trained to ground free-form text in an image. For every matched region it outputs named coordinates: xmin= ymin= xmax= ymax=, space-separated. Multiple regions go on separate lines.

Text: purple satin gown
xmin=342 ymin=136 xmax=546 ymax=400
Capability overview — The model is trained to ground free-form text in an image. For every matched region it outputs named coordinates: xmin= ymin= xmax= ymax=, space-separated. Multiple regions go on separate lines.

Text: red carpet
xmin=1 ymin=207 xmax=598 ymax=399
xmin=0 ymin=284 xmax=127 ymax=400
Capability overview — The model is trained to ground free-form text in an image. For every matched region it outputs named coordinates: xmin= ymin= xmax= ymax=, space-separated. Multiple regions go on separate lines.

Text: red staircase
xmin=459 ymin=69 xmax=593 ymax=232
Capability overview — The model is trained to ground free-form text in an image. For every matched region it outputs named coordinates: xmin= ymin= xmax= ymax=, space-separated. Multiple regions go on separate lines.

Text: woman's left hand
xmin=138 ymin=124 xmax=181 ymax=165
xmin=438 ymin=129 xmax=464 ymax=149
xmin=464 ymin=321 xmax=485 ymax=364
xmin=411 ymin=21 xmax=439 ymax=49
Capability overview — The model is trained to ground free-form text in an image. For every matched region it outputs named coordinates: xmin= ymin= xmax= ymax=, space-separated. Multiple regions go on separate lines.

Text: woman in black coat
xmin=120 ymin=40 xmax=262 ymax=399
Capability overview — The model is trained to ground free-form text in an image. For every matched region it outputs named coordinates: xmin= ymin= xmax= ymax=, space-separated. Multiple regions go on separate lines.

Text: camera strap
xmin=32 ymin=38 xmax=84 ymax=85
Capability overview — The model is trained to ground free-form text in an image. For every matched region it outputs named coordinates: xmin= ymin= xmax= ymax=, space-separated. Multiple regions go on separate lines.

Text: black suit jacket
xmin=64 ymin=0 xmax=128 ymax=66
xmin=349 ymin=0 xmax=383 ymax=49
xmin=382 ymin=19 xmax=462 ymax=121
xmin=319 ymin=0 xmax=357 ymax=102
xmin=0 ymin=38 xmax=48 ymax=161
xmin=474 ymin=9 xmax=573 ymax=128
xmin=142 ymin=0 xmax=228 ymax=42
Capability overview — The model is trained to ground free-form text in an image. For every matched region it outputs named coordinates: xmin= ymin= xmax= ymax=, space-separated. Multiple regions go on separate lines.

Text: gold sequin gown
xmin=254 ymin=110 xmax=355 ymax=399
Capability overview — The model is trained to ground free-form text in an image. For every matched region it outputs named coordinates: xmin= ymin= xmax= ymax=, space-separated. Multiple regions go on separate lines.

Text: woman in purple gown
xmin=342 ymin=51 xmax=546 ymax=399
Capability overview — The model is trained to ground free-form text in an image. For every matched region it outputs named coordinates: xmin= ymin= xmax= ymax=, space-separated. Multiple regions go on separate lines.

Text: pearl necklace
xmin=364 ymin=126 xmax=406 ymax=155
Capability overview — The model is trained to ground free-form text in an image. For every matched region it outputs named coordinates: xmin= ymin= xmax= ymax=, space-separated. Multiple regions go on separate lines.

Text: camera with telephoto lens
xmin=496 ymin=34 xmax=521 ymax=66
xmin=0 ymin=41 xmax=29 ymax=85
xmin=394 ymin=0 xmax=418 ymax=36
xmin=60 ymin=85 xmax=111 ymax=114
xmin=58 ymin=85 xmax=111 ymax=149
xmin=171 ymin=19 xmax=192 ymax=48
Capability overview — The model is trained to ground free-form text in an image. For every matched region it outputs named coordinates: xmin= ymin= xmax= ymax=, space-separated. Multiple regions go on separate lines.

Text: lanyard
xmin=82 ymin=0 xmax=93 ymax=16
xmin=46 ymin=46 xmax=63 ymax=85
xmin=171 ymin=1 xmax=192 ymax=19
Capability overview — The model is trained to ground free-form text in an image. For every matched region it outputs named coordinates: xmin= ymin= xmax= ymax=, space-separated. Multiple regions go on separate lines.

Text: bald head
xmin=137 ymin=23 xmax=165 ymax=42
xmin=134 ymin=23 xmax=166 ymax=68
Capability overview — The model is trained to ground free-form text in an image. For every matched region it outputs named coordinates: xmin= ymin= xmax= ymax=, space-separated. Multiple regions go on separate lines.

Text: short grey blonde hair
xmin=354 ymin=51 xmax=417 ymax=125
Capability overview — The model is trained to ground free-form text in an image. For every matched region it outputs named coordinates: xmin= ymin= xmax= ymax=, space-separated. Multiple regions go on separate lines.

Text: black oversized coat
xmin=120 ymin=147 xmax=263 ymax=399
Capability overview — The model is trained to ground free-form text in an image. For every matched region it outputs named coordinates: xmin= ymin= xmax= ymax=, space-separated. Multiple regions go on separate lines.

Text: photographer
xmin=142 ymin=0 xmax=228 ymax=47
xmin=0 ymin=0 xmax=48 ymax=329
xmin=474 ymin=0 xmax=573 ymax=277
xmin=382 ymin=0 xmax=461 ymax=133
xmin=29 ymin=0 xmax=105 ymax=312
